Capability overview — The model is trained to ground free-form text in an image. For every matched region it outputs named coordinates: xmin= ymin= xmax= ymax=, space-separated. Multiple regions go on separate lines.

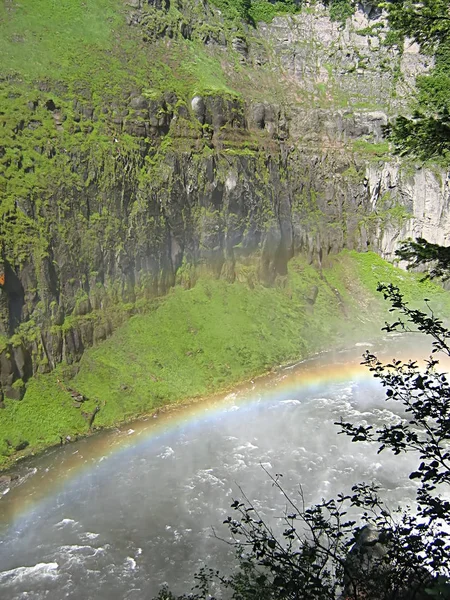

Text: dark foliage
xmin=382 ymin=0 xmax=450 ymax=52
xmin=395 ymin=238 xmax=450 ymax=281
xmin=382 ymin=0 xmax=450 ymax=161
xmin=385 ymin=113 xmax=450 ymax=161
xmin=340 ymin=282 xmax=450 ymax=525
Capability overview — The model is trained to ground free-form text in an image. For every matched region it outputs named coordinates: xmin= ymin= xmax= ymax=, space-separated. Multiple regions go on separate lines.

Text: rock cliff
xmin=0 ymin=0 xmax=448 ymax=400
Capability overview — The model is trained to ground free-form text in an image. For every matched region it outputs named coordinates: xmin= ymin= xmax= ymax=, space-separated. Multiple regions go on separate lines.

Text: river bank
xmin=0 ymin=332 xmax=429 ymax=524
xmin=0 ymin=334 xmax=433 ymax=599
xmin=1 ymin=250 xmax=449 ymax=472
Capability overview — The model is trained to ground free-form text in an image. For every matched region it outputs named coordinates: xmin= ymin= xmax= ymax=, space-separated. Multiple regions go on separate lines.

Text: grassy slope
xmin=0 ymin=0 xmax=269 ymax=96
xmin=2 ymin=251 xmax=450 ymax=470
xmin=0 ymin=0 xmax=129 ymax=84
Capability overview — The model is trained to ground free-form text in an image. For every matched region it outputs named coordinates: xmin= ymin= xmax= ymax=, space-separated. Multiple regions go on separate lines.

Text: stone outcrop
xmin=366 ymin=163 xmax=450 ymax=260
xmin=344 ymin=525 xmax=433 ymax=600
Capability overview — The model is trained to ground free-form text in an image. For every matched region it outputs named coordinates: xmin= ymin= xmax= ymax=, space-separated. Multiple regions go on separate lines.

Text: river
xmin=0 ymin=336 xmax=435 ymax=599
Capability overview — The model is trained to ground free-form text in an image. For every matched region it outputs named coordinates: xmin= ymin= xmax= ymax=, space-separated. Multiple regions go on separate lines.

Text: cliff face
xmin=257 ymin=5 xmax=450 ymax=263
xmin=367 ymin=164 xmax=450 ymax=260
xmin=0 ymin=0 xmax=448 ymax=400
xmin=0 ymin=121 xmax=374 ymax=400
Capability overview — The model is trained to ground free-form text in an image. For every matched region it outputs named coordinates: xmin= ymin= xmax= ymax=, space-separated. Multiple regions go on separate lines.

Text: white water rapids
xmin=0 ymin=337 xmax=433 ymax=599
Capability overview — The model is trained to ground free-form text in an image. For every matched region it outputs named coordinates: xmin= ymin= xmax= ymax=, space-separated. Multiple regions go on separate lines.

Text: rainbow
xmin=0 ymin=342 xmax=445 ymax=530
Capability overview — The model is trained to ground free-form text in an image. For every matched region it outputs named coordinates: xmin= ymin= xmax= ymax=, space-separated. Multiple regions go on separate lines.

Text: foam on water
xmin=158 ymin=446 xmax=175 ymax=459
xmin=0 ymin=562 xmax=59 ymax=586
xmin=0 ymin=339 xmax=442 ymax=599
xmin=125 ymin=557 xmax=137 ymax=571
xmin=55 ymin=518 xmax=76 ymax=528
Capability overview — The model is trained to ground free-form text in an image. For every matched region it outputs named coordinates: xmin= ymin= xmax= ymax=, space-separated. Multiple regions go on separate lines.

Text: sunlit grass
xmin=2 ymin=251 xmax=450 ymax=470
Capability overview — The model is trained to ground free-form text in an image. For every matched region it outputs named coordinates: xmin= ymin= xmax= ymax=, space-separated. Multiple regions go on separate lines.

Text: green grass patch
xmin=0 ymin=0 xmax=126 ymax=81
xmin=71 ymin=259 xmax=343 ymax=428
xmin=0 ymin=371 xmax=90 ymax=460
xmin=248 ymin=0 xmax=299 ymax=23
xmin=0 ymin=0 xmax=239 ymax=100
xmin=179 ymin=43 xmax=240 ymax=97
xmin=325 ymin=250 xmax=450 ymax=321
xmin=352 ymin=140 xmax=391 ymax=160
xmin=328 ymin=0 xmax=354 ymax=23
xmin=2 ymin=251 xmax=450 ymax=470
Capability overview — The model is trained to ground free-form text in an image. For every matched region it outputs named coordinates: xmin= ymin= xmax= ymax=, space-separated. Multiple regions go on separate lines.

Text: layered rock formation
xmin=0 ymin=0 xmax=448 ymax=400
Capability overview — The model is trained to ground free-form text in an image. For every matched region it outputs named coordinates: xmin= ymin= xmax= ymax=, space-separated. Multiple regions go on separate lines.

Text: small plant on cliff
xmin=327 ymin=0 xmax=355 ymax=24
xmin=248 ymin=0 xmax=299 ymax=24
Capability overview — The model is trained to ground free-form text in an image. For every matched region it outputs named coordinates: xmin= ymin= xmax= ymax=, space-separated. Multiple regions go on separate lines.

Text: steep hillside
xmin=1 ymin=0 xmax=449 ymax=458
xmin=1 ymin=250 xmax=450 ymax=469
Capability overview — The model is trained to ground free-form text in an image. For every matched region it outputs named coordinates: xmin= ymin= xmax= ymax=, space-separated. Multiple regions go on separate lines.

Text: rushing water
xmin=0 ymin=337 xmax=436 ymax=600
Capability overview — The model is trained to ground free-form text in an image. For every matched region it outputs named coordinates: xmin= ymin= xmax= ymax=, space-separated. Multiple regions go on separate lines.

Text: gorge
xmin=1 ymin=0 xmax=450 ymax=466
xmin=1 ymin=0 xmax=450 ymax=596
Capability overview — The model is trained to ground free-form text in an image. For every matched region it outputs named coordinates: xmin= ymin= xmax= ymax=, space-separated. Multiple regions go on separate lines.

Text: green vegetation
xmin=164 ymin=281 xmax=450 ymax=599
xmin=327 ymin=0 xmax=354 ymax=23
xmin=208 ymin=0 xmax=252 ymax=21
xmin=2 ymin=251 xmax=450 ymax=470
xmin=383 ymin=29 xmax=403 ymax=48
xmin=387 ymin=44 xmax=450 ymax=163
xmin=244 ymin=0 xmax=355 ymax=24
xmin=352 ymin=139 xmax=391 ymax=160
xmin=205 ymin=0 xmax=300 ymax=24
xmin=0 ymin=0 xmax=125 ymax=81
xmin=179 ymin=44 xmax=240 ymax=97
xmin=396 ymin=236 xmax=450 ymax=281
xmin=382 ymin=0 xmax=450 ymax=52
xmin=0 ymin=0 xmax=242 ymax=97
xmin=0 ymin=373 xmax=88 ymax=460
xmin=248 ymin=0 xmax=299 ymax=23
xmin=383 ymin=0 xmax=450 ymax=162
xmin=328 ymin=250 xmax=450 ymax=317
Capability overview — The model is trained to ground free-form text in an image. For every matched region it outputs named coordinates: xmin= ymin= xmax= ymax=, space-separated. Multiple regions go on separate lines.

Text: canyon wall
xmin=1 ymin=0 xmax=448 ymax=400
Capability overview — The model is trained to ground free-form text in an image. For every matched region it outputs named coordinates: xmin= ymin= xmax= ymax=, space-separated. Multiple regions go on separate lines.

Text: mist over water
xmin=0 ymin=337 xmax=435 ymax=600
